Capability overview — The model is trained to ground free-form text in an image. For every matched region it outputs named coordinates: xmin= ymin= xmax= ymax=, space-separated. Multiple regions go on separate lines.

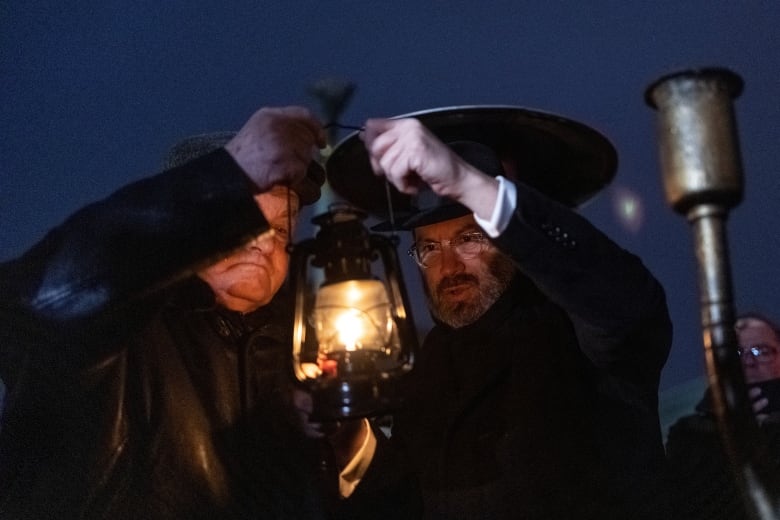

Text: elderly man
xmin=0 ymin=107 xmax=332 ymax=518
xmin=332 ymin=115 xmax=672 ymax=519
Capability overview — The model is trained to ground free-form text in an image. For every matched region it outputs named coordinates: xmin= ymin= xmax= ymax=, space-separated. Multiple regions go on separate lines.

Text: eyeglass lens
xmin=737 ymin=344 xmax=778 ymax=363
xmin=409 ymin=232 xmax=487 ymax=268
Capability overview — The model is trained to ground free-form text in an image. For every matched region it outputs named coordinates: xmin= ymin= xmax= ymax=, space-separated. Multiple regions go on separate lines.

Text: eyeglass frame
xmin=250 ymin=225 xmax=293 ymax=248
xmin=407 ymin=230 xmax=491 ymax=268
xmin=737 ymin=344 xmax=779 ymax=364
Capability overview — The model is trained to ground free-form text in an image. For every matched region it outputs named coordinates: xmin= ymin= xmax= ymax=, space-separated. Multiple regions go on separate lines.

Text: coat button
xmin=216 ymin=316 xmax=232 ymax=337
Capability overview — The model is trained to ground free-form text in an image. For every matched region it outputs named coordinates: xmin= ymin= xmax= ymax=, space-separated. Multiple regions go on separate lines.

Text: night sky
xmin=3 ymin=1 xmax=779 ymax=404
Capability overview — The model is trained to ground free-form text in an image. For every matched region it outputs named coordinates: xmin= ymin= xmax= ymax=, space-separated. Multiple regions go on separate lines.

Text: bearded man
xmin=332 ymin=116 xmax=673 ymax=519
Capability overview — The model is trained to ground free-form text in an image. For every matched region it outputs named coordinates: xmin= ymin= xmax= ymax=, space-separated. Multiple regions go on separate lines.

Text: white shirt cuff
xmin=473 ymin=176 xmax=517 ymax=238
xmin=338 ymin=419 xmax=376 ymax=498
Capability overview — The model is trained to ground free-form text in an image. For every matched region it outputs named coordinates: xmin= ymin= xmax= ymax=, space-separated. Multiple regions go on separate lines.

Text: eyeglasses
xmin=737 ymin=344 xmax=778 ymax=364
xmin=408 ymin=231 xmax=490 ymax=268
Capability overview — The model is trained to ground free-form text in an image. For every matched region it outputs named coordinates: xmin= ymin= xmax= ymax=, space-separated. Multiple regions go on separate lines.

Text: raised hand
xmin=225 ymin=106 xmax=326 ymax=193
xmin=361 ymin=117 xmax=499 ymax=219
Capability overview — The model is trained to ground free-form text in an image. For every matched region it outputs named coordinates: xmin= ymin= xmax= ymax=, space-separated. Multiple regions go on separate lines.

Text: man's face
xmin=737 ymin=316 xmax=780 ymax=383
xmin=198 ymin=186 xmax=299 ymax=313
xmin=414 ymin=214 xmax=515 ymax=329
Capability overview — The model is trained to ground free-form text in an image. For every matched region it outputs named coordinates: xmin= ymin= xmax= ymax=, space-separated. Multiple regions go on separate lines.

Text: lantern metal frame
xmin=289 ymin=204 xmax=417 ymax=420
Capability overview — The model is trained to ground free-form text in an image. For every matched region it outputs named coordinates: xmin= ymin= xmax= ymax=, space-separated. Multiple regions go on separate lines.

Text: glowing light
xmin=313 ymin=279 xmax=393 ymax=354
xmin=612 ymin=185 xmax=644 ymax=233
xmin=335 ymin=309 xmax=365 ymax=351
xmin=344 ymin=283 xmax=363 ymax=305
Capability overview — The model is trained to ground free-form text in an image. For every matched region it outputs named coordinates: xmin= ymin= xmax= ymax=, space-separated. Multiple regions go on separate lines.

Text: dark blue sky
xmin=2 ymin=1 xmax=779 ymax=393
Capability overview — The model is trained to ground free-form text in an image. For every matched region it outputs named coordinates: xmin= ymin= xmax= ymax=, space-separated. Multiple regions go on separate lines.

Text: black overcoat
xmin=346 ymin=181 xmax=673 ymax=519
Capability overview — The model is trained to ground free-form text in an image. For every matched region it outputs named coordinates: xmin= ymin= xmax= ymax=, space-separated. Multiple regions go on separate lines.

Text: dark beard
xmin=427 ymin=252 xmax=516 ymax=328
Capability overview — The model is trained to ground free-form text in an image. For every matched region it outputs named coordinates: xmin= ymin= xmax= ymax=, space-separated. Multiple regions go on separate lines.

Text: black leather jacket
xmin=0 ymin=150 xmax=326 ymax=519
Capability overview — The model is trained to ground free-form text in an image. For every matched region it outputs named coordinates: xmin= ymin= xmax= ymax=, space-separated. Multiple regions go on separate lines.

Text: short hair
xmin=736 ymin=311 xmax=780 ymax=342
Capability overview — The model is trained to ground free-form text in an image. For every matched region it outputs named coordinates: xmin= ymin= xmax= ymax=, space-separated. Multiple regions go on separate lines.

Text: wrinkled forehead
xmin=413 ymin=214 xmax=480 ymax=242
xmin=255 ymin=186 xmax=300 ymax=217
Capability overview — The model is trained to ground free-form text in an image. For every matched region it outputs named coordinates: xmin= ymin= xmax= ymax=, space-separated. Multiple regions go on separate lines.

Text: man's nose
xmin=249 ymin=230 xmax=277 ymax=254
xmin=438 ymin=246 xmax=464 ymax=274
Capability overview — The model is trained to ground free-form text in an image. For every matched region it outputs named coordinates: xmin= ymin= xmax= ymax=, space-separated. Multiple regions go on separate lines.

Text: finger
xmin=279 ymin=117 xmax=325 ymax=151
xmin=376 ymin=137 xmax=404 ymax=178
xmin=291 ymin=115 xmax=327 ymax=149
xmin=258 ymin=109 xmax=323 ymax=158
xmin=278 ymin=105 xmax=324 ymax=138
xmin=381 ymin=135 xmax=430 ymax=195
xmin=362 ymin=118 xmax=395 ymax=145
xmin=301 ymin=421 xmax=326 ymax=439
xmin=289 ymin=143 xmax=315 ymax=171
xmin=366 ymin=124 xmax=398 ymax=160
xmin=292 ymin=388 xmax=314 ymax=413
xmin=753 ymin=397 xmax=769 ymax=413
xmin=365 ymin=126 xmax=399 ymax=177
xmin=369 ymin=155 xmax=385 ymax=177
xmin=378 ymin=143 xmax=422 ymax=195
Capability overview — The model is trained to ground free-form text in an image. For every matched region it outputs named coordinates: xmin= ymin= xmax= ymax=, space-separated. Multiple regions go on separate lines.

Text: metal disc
xmin=325 ymin=105 xmax=618 ymax=217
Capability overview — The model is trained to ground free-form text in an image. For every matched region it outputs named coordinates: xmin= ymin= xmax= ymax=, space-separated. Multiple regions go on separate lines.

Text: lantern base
xmin=309 ymin=376 xmax=404 ymax=421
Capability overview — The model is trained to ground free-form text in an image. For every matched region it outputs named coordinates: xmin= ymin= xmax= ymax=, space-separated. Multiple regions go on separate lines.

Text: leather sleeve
xmin=1 ymin=149 xmax=267 ymax=323
xmin=0 ymin=149 xmax=269 ymax=385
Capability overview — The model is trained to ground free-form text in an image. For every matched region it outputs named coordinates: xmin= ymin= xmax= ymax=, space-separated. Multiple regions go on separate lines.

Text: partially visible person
xmin=333 ymin=117 xmax=673 ymax=519
xmin=737 ymin=312 xmax=780 ymax=419
xmin=0 ymin=106 xmax=338 ymax=518
xmin=665 ymin=312 xmax=780 ymax=520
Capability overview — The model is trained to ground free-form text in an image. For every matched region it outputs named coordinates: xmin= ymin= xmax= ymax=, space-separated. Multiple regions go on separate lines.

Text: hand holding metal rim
xmin=324 ymin=105 xmax=619 ymax=218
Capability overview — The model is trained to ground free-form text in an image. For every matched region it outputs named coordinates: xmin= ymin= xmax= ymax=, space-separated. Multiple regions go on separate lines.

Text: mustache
xmin=437 ymin=274 xmax=479 ymax=294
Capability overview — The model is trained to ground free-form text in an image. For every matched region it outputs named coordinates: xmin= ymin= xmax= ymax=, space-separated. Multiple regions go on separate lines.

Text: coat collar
xmin=168 ymin=276 xmax=292 ymax=346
